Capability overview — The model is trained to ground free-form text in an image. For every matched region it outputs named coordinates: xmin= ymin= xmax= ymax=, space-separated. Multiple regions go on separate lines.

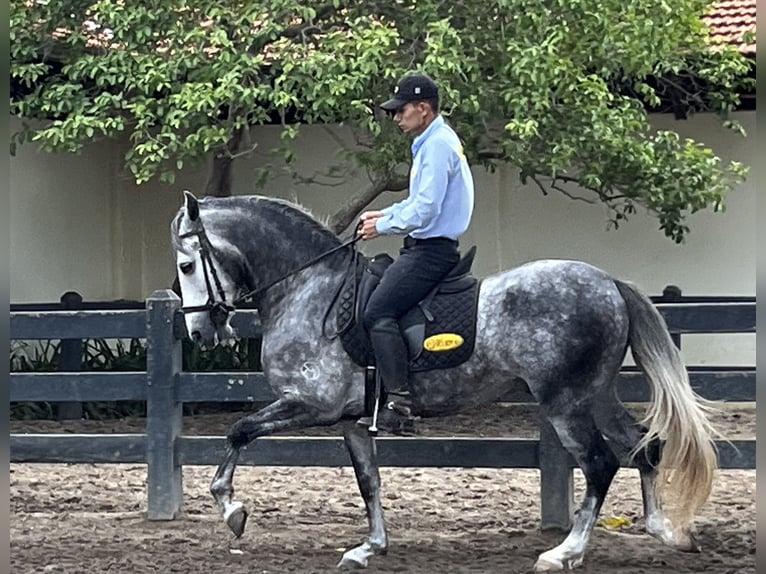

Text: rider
xmin=356 ymin=72 xmax=475 ymax=433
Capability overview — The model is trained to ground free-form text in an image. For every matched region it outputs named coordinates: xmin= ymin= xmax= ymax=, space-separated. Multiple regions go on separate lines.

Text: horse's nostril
xmin=191 ymin=330 xmax=202 ymax=342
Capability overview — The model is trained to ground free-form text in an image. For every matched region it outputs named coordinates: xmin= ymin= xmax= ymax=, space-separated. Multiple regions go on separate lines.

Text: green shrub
xmin=10 ymin=337 xmax=263 ymax=420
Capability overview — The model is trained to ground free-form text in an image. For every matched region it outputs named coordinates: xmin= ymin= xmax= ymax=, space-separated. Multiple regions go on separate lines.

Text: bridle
xmin=177 ymin=225 xmax=237 ymax=325
xmin=178 ymin=220 xmax=362 ymax=325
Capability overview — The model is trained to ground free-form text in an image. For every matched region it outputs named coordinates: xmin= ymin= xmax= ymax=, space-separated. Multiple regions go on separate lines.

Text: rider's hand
xmin=360 ymin=210 xmax=384 ymax=221
xmin=358 ymin=211 xmax=383 ymax=240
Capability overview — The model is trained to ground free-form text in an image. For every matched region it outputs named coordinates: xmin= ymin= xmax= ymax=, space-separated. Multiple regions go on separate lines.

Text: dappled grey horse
xmin=171 ymin=192 xmax=718 ymax=571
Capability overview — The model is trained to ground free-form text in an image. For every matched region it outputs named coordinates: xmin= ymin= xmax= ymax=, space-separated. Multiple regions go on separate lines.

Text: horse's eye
xmin=179 ymin=262 xmax=194 ymax=275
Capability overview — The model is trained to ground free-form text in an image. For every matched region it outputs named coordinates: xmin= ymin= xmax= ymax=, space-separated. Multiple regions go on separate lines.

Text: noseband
xmin=178 ymin=220 xmax=361 ymax=324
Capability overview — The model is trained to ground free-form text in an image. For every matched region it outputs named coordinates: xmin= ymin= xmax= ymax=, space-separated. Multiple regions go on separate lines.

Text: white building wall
xmin=9 ymin=121 xmax=118 ymax=302
xmin=494 ymin=112 xmax=756 ymax=297
xmin=9 ymin=112 xmax=756 ymax=364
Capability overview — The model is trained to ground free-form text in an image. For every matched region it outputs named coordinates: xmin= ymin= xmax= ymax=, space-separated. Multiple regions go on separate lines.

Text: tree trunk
xmin=328 ymin=175 xmax=408 ymax=235
xmin=205 ymin=126 xmax=246 ymax=197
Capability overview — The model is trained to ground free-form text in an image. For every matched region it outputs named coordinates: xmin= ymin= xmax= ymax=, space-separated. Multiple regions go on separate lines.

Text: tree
xmin=10 ymin=0 xmax=753 ymax=242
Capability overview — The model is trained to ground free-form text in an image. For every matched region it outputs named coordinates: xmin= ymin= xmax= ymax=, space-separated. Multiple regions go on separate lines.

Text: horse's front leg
xmin=211 ymin=444 xmax=246 ymax=535
xmin=210 ymin=396 xmax=319 ymax=537
xmin=337 ymin=422 xmax=388 ymax=570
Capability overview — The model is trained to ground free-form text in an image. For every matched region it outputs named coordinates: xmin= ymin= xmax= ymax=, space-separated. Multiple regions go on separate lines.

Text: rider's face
xmin=394 ymin=102 xmax=431 ymax=136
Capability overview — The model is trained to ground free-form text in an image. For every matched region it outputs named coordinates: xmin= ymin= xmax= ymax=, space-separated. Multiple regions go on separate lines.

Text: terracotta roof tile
xmin=33 ymin=1 xmax=758 ymax=57
xmin=703 ymin=0 xmax=756 ymax=54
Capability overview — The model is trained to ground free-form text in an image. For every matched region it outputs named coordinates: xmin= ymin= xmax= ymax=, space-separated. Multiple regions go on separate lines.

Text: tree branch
xmin=327 ymin=174 xmax=408 ymax=234
xmin=291 ymin=167 xmax=347 ymax=187
xmin=273 ymin=4 xmax=339 ymax=45
xmin=531 ymin=174 xmax=630 ymax=206
xmin=226 ymin=142 xmax=259 ymax=160
xmin=549 ymin=179 xmax=598 ymax=204
xmin=477 ymin=149 xmax=504 ymax=159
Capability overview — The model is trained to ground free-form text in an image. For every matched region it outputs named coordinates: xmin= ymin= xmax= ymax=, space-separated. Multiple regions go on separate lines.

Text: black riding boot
xmin=369 ymin=317 xmax=410 ymax=397
xmin=357 ymin=318 xmax=416 ymax=434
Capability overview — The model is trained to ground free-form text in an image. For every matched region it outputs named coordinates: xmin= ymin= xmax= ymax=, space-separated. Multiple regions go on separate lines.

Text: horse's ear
xmin=183 ymin=190 xmax=200 ymax=221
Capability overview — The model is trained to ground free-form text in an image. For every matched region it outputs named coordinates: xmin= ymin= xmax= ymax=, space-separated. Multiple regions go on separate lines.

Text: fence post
xmin=57 ymin=291 xmax=84 ymax=420
xmin=662 ymin=285 xmax=683 ymax=349
xmin=145 ymin=289 xmax=183 ymax=520
xmin=539 ymin=417 xmax=574 ymax=531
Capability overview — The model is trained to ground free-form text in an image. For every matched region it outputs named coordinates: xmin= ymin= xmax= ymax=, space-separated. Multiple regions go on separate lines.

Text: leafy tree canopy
xmin=10 ymin=0 xmax=753 ymax=241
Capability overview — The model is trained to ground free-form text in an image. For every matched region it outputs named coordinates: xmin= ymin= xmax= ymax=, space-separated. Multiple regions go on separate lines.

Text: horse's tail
xmin=614 ymin=279 xmax=718 ymax=527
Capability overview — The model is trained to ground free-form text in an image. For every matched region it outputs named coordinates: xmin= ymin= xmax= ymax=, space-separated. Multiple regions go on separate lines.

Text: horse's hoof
xmin=534 ymin=554 xmax=583 ymax=571
xmin=677 ymin=530 xmax=701 ymax=553
xmin=336 ymin=544 xmax=373 ymax=569
xmin=224 ymin=502 xmax=248 ymax=538
xmin=336 ymin=556 xmax=367 ymax=570
xmin=533 ymin=557 xmax=563 ymax=572
xmin=647 ymin=520 xmax=701 ymax=553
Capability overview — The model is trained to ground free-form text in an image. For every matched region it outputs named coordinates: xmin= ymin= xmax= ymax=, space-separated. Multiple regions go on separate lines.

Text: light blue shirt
xmin=376 ymin=115 xmax=474 ymax=240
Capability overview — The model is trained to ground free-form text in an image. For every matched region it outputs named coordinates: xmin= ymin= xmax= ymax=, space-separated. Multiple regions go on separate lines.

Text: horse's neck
xmin=239 ymin=213 xmax=341 ymax=290
xmin=249 ymin=235 xmax=317 ymax=284
xmin=229 ymin=202 xmax=346 ymax=337
xmin=257 ymin=261 xmax=344 ymax=336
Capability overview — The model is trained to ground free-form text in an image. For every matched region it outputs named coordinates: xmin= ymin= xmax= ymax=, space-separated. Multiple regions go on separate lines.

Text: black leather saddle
xmin=332 ymin=245 xmax=481 ymax=372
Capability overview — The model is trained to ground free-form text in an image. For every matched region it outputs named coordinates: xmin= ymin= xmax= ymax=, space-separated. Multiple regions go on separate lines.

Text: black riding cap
xmin=380 ymin=73 xmax=439 ymax=112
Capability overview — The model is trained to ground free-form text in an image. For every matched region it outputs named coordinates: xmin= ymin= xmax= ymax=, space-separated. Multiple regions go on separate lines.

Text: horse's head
xmin=171 ymin=191 xmax=244 ymax=344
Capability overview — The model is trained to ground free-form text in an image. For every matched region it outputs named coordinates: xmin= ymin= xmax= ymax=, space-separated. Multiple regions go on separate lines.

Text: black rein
xmin=179 ymin=224 xmax=362 ymax=321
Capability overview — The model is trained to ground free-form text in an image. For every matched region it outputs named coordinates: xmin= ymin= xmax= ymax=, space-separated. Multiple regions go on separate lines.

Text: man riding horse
xmin=356 ymin=72 xmax=475 ymax=433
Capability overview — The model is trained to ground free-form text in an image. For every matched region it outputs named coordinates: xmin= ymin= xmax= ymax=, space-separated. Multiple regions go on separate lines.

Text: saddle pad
xmin=335 ymin=262 xmax=363 ymax=336
xmin=408 ymin=280 xmax=480 ymax=372
xmin=335 ymin=260 xmax=375 ymax=367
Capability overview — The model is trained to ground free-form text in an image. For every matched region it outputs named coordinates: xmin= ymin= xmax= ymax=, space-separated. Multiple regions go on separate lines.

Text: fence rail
xmin=9 ymin=367 xmax=756 ymax=403
xmin=10 ymin=434 xmax=754 ymax=469
xmin=10 ymin=288 xmax=756 ymax=530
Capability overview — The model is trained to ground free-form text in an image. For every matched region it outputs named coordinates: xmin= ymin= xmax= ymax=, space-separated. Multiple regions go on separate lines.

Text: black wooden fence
xmin=10 ymin=288 xmax=756 ymax=530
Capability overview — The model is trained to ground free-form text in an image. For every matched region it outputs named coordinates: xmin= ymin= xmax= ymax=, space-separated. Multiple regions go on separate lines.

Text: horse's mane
xmin=254 ymin=196 xmax=341 ymax=248
xmin=171 ymin=195 xmax=341 ymax=254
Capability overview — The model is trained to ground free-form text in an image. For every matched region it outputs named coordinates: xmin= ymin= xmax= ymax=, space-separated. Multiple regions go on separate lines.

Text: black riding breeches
xmin=363 ymin=236 xmax=460 ymax=327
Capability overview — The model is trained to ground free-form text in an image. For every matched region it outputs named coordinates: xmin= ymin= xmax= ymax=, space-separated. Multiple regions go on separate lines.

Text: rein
xmin=179 ymin=223 xmax=362 ymax=320
xmin=231 ymin=232 xmax=362 ymax=307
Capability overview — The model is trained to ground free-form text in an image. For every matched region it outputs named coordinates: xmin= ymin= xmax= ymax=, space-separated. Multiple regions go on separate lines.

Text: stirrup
xmin=386 ymin=387 xmax=411 ymax=397
xmin=385 ymin=400 xmax=413 ymax=417
xmin=356 ymin=407 xmax=417 ymax=436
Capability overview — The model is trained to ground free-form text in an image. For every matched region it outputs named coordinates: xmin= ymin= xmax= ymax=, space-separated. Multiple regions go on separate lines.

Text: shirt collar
xmin=412 ymin=115 xmax=444 ymax=155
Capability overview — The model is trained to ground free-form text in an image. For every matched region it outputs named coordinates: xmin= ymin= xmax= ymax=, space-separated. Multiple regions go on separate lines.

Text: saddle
xmin=331 ymin=245 xmax=481 ymax=373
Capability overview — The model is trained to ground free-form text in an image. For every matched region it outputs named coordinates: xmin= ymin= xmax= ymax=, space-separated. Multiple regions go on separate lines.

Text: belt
xmin=403 ymin=235 xmax=458 ymax=248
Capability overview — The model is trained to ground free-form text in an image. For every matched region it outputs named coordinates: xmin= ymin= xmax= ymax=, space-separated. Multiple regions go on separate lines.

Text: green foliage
xmin=10 ymin=0 xmax=753 ymax=241
xmin=10 ymin=341 xmax=59 ymax=419
xmin=10 ymin=340 xmax=59 ymax=371
xmin=182 ymin=337 xmax=262 ymax=371
xmin=83 ymin=337 xmax=147 ymax=371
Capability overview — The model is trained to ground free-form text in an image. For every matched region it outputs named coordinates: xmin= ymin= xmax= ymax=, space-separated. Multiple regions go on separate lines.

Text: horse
xmin=170 ymin=191 xmax=719 ymax=571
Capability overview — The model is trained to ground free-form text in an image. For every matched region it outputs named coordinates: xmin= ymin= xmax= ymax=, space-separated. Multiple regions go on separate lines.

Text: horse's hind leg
xmin=534 ymin=404 xmax=620 ymax=571
xmin=596 ymin=393 xmax=699 ymax=551
xmin=210 ymin=397 xmax=321 ymax=537
xmin=337 ymin=423 xmax=388 ymax=570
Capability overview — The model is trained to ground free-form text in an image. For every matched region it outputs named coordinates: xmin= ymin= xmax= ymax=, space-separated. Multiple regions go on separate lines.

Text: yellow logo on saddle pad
xmin=423 ymin=333 xmax=464 ymax=352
